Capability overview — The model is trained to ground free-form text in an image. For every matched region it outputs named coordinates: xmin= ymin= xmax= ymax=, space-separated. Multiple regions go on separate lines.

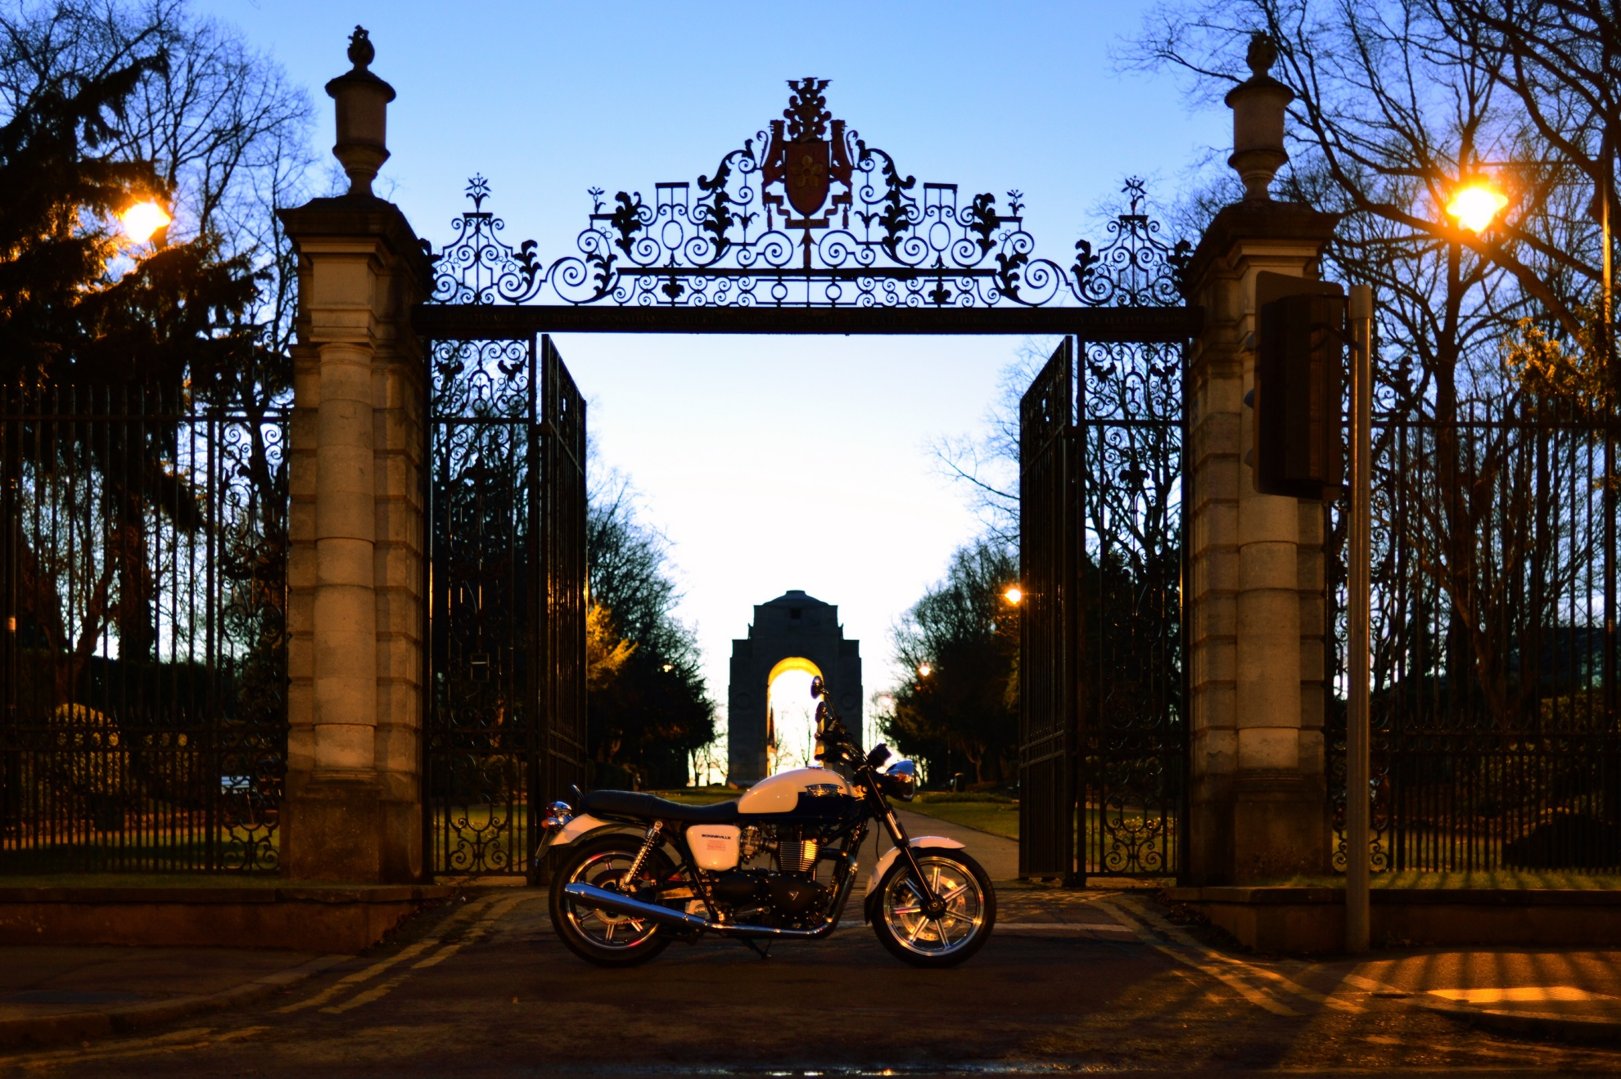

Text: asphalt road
xmin=4 ymin=883 xmax=1621 ymax=1078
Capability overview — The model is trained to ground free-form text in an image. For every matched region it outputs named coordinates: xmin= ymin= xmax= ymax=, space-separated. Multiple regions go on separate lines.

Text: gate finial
xmin=325 ymin=26 xmax=396 ymax=196
xmin=1225 ymin=32 xmax=1293 ymax=201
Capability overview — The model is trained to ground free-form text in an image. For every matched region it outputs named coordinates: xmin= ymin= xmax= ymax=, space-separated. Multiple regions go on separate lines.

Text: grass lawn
xmin=900 ymin=792 xmax=1020 ymax=840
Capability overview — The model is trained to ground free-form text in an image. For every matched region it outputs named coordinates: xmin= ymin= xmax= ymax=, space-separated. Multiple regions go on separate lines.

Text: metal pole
xmin=1347 ymin=284 xmax=1373 ymax=954
xmin=1600 ymin=125 xmax=1614 ymax=728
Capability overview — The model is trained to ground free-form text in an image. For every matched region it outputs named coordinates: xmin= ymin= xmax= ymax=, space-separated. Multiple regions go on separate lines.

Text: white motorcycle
xmin=535 ymin=676 xmax=995 ymax=967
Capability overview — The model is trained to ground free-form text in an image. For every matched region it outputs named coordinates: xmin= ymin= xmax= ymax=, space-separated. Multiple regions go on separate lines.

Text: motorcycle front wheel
xmin=548 ymin=834 xmax=676 ymax=967
xmin=872 ymin=848 xmax=995 ymax=967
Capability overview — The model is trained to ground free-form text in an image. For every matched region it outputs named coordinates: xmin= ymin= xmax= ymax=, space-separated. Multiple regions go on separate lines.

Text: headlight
xmin=879 ymin=759 xmax=918 ymax=801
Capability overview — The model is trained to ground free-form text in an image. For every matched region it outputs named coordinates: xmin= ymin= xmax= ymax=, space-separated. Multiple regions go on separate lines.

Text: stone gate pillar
xmin=1182 ymin=36 xmax=1338 ymax=884
xmin=278 ymin=31 xmax=431 ymax=882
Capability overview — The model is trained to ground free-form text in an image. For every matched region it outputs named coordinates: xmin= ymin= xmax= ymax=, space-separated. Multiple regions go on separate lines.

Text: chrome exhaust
xmin=561 ymin=883 xmax=707 ymax=930
xmin=560 ymin=881 xmax=849 ymax=939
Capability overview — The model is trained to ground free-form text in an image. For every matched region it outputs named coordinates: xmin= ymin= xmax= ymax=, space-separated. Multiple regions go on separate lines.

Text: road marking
xmin=317 ymin=893 xmax=535 ymax=1015
xmin=2 ymin=1024 xmax=272 ymax=1070
xmin=1095 ymin=896 xmax=1373 ymax=1018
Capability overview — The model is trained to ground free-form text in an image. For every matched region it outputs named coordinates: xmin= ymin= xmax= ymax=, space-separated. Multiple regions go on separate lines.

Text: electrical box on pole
xmin=1247 ymin=272 xmax=1346 ymax=499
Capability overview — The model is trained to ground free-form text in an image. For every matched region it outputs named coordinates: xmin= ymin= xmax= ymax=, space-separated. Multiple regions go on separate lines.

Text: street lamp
xmin=1002 ymin=585 xmax=1023 ymax=606
xmin=119 ymin=199 xmax=171 ymax=245
xmin=1444 ymin=179 xmax=1509 ymax=234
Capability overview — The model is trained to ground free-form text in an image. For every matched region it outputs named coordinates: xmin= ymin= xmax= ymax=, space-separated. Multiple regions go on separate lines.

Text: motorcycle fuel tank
xmin=738 ymin=767 xmax=855 ymax=817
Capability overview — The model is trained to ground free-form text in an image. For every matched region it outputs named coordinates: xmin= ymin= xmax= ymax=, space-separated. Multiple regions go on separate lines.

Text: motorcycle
xmin=535 ymin=675 xmax=996 ymax=967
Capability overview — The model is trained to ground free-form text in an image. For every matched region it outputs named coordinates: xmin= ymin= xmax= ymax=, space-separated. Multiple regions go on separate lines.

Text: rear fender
xmin=863 ymin=836 xmax=967 ymax=920
xmin=527 ymin=812 xmax=625 ymax=886
xmin=544 ymin=812 xmax=615 ymax=851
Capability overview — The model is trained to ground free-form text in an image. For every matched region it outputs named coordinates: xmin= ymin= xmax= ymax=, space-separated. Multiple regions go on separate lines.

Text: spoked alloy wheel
xmin=872 ymin=848 xmax=995 ymax=967
xmin=548 ymin=834 xmax=674 ymax=967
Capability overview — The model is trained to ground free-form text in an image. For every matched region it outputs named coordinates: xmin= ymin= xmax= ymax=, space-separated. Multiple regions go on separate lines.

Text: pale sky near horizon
xmin=194 ymin=0 xmax=1224 ymax=760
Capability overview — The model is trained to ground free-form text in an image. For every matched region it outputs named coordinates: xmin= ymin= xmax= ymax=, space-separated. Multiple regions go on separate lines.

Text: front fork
xmin=869 ymin=778 xmax=949 ymax=918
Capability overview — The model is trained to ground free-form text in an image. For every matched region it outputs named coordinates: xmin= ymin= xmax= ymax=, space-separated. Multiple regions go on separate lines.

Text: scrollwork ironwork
xmin=428 ymin=79 xmax=1190 ymax=310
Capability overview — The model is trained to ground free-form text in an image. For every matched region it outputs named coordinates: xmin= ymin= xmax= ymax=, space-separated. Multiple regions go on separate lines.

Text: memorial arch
xmin=727 ymin=591 xmax=862 ymax=784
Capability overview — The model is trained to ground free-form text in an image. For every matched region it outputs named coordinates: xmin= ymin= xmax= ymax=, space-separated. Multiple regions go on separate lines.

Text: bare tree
xmin=1133 ymin=0 xmax=1615 ymax=732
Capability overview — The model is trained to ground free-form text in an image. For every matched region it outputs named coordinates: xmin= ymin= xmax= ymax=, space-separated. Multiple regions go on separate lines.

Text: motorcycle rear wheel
xmin=549 ymin=834 xmax=676 ymax=967
xmin=872 ymin=848 xmax=995 ymax=967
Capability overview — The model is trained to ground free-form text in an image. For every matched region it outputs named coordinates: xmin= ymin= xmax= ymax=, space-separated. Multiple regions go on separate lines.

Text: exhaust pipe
xmin=563 ymin=867 xmax=861 ymax=942
xmin=561 ymin=882 xmax=708 ymax=931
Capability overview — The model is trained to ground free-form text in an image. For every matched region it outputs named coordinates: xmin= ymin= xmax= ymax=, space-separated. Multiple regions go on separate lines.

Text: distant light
xmin=120 ymin=200 xmax=171 ymax=244
xmin=1445 ymin=180 xmax=1508 ymax=233
xmin=1003 ymin=585 xmax=1024 ymax=605
xmin=917 ymin=662 xmax=932 ymax=678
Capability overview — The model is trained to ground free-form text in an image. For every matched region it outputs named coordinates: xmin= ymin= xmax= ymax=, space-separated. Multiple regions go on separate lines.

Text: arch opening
xmin=765 ymin=658 xmax=823 ymax=775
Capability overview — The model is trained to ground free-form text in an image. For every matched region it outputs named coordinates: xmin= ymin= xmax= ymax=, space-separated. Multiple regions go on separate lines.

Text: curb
xmin=1420 ymin=999 xmax=1621 ymax=1046
xmin=0 ymin=954 xmax=348 ymax=1051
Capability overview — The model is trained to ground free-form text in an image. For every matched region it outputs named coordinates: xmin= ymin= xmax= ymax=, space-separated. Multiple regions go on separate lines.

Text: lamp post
xmin=1345 ymin=284 xmax=1373 ymax=953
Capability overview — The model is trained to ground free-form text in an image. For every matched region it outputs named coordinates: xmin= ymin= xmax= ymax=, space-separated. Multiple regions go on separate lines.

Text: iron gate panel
xmin=1018 ymin=337 xmax=1186 ymax=883
xmin=426 ymin=335 xmax=586 ymax=876
xmin=537 ymin=337 xmax=588 ymax=806
xmin=1074 ymin=340 xmax=1185 ymax=878
xmin=1018 ymin=339 xmax=1078 ymax=881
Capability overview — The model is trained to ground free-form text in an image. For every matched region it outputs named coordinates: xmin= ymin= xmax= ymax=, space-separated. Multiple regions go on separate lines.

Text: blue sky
xmin=198 ymin=0 xmax=1223 ymax=756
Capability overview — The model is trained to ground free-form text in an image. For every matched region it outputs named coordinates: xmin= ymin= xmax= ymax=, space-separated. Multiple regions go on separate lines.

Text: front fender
xmin=863 ymin=836 xmax=967 ymax=920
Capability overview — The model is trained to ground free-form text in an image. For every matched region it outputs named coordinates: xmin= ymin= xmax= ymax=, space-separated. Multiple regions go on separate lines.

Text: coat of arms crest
xmin=763 ymin=77 xmax=853 ymax=225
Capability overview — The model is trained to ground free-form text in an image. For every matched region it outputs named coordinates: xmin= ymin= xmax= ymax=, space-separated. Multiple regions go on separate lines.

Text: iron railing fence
xmin=1329 ymin=398 xmax=1620 ymax=873
xmin=0 ymin=380 xmax=287 ymax=874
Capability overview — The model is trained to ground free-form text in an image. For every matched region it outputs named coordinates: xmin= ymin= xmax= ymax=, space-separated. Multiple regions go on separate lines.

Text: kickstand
xmin=741 ymin=938 xmax=773 ymax=960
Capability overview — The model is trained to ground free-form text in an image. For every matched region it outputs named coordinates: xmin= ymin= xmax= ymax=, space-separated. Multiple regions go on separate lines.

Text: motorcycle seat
xmin=581 ymin=789 xmax=742 ymax=824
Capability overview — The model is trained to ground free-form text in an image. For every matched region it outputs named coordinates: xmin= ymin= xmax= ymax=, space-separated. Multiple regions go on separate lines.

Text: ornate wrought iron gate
xmin=1019 ymin=341 xmax=1079 ymax=881
xmin=414 ymin=79 xmax=1197 ymax=879
xmin=1073 ymin=337 xmax=1185 ymax=880
xmin=1018 ymin=333 xmax=1186 ymax=883
xmin=424 ymin=333 xmax=586 ymax=876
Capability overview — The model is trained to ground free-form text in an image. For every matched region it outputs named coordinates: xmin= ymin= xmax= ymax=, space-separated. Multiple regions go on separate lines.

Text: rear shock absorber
xmin=619 ymin=820 xmax=664 ymax=890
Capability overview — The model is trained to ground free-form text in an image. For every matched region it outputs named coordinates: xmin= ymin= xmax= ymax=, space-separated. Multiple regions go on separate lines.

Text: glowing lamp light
xmin=120 ymin=200 xmax=172 ymax=244
xmin=1444 ymin=180 xmax=1508 ymax=233
xmin=917 ymin=662 xmax=932 ymax=678
xmin=1003 ymin=585 xmax=1024 ymax=605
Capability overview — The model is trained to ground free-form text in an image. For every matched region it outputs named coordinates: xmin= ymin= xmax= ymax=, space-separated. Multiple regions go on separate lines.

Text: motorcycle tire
xmin=871 ymin=847 xmax=995 ymax=967
xmin=549 ymin=833 xmax=677 ymax=967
